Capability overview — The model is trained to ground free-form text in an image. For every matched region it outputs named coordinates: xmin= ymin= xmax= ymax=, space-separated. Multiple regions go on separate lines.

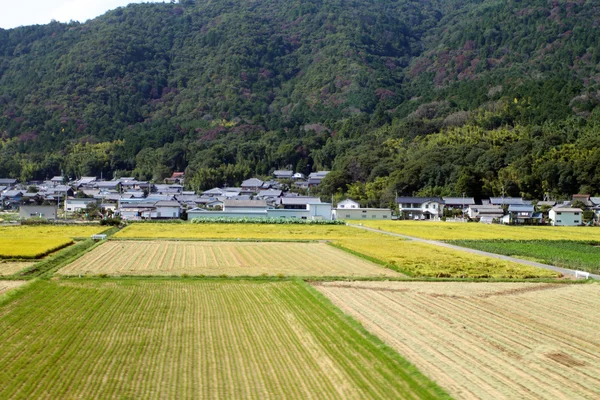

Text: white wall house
xmin=154 ymin=201 xmax=181 ymax=219
xmin=19 ymin=205 xmax=57 ymax=220
xmin=64 ymin=198 xmax=98 ymax=212
xmin=549 ymin=207 xmax=583 ymax=226
xmin=397 ymin=197 xmax=444 ymax=220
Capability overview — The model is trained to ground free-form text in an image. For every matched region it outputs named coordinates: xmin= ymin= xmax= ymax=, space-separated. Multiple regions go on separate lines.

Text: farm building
xmin=19 ymin=205 xmax=58 ymax=220
xmin=333 ymin=207 xmax=392 ymax=220
xmin=549 ymin=207 xmax=583 ymax=226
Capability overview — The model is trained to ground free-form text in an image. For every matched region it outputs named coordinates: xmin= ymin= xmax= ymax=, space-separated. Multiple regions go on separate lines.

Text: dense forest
xmin=2 ymin=0 xmax=600 ymax=204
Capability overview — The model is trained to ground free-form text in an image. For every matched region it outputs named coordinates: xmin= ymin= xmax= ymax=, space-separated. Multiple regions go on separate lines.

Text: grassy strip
xmin=18 ymin=226 xmax=120 ymax=278
xmin=449 ymin=240 xmax=600 ymax=274
xmin=327 ymin=242 xmax=414 ymax=276
xmin=297 ymin=280 xmax=452 ymax=399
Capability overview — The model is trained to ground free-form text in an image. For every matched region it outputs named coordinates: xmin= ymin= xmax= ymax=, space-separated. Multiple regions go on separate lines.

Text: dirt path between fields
xmin=350 ymin=225 xmax=600 ymax=280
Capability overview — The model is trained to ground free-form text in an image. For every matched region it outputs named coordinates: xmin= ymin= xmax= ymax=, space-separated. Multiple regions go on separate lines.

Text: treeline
xmin=1 ymin=0 xmax=600 ymax=201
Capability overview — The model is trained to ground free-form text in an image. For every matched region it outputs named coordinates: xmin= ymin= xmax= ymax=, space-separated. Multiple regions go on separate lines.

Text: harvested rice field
xmin=0 ymin=280 xmax=27 ymax=295
xmin=0 ymin=279 xmax=447 ymax=399
xmin=358 ymin=220 xmax=600 ymax=241
xmin=0 ymin=261 xmax=35 ymax=276
xmin=59 ymin=241 xmax=402 ymax=277
xmin=316 ymin=281 xmax=600 ymax=399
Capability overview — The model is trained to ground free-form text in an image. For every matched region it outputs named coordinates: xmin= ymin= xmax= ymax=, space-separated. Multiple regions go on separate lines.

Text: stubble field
xmin=0 ymin=261 xmax=35 ymax=276
xmin=0 ymin=279 xmax=448 ymax=399
xmin=316 ymin=281 xmax=600 ymax=399
xmin=58 ymin=240 xmax=401 ymax=277
xmin=113 ymin=223 xmax=557 ymax=278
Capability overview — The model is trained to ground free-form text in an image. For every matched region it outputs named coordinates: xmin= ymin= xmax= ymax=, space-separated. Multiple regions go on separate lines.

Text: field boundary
xmin=327 ymin=242 xmax=413 ymax=276
xmin=108 ymin=237 xmax=315 ymax=243
xmin=351 ymin=225 xmax=600 ymax=279
xmin=299 ymin=280 xmax=452 ymax=399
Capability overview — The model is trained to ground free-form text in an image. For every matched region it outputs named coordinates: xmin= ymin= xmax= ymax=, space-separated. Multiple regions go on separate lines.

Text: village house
xmin=0 ymin=178 xmax=17 ymax=186
xmin=64 ymin=197 xmax=99 ymax=213
xmin=307 ymin=171 xmax=329 ymax=187
xmin=442 ymin=197 xmax=476 ymax=210
xmin=489 ymin=197 xmax=530 ymax=206
xmin=549 ymin=206 xmax=583 ymax=226
xmin=397 ymin=197 xmax=444 ymax=220
xmin=1 ymin=190 xmax=24 ymax=210
xmin=273 ymin=170 xmax=294 ymax=179
xmin=467 ymin=205 xmax=504 ymax=223
xmin=506 ymin=204 xmax=539 ymax=224
xmin=241 ymin=178 xmax=265 ymax=192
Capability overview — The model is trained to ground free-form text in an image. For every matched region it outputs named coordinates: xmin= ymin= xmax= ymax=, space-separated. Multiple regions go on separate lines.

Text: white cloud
xmin=0 ymin=0 xmax=166 ymax=29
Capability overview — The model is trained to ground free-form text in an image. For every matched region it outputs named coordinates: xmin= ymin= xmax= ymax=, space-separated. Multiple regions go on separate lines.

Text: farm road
xmin=350 ymin=225 xmax=600 ymax=280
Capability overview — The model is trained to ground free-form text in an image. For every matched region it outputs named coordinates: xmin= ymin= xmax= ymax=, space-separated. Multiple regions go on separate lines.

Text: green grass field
xmin=0 ymin=279 xmax=448 ymax=399
xmin=450 ymin=240 xmax=600 ymax=274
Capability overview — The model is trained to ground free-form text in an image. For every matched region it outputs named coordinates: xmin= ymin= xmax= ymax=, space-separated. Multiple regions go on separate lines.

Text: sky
xmin=0 ymin=0 xmax=167 ymax=29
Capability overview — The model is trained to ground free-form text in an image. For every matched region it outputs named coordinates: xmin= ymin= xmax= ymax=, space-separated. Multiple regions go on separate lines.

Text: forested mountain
xmin=1 ymin=0 xmax=600 ymax=204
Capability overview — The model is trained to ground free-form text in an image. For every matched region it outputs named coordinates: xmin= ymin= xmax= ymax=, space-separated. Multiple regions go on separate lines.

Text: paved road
xmin=351 ymin=225 xmax=600 ymax=280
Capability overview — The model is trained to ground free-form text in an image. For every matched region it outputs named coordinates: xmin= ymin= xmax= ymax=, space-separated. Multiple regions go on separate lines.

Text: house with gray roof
xmin=549 ymin=207 xmax=583 ymax=226
xmin=442 ymin=197 xmax=476 ymax=210
xmin=397 ymin=197 xmax=444 ymax=220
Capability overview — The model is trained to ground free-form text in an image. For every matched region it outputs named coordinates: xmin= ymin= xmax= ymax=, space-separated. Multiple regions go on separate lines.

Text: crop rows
xmin=316 ymin=281 xmax=600 ymax=399
xmin=114 ymin=223 xmax=556 ymax=278
xmin=0 ymin=280 xmax=447 ymax=399
xmin=59 ymin=241 xmax=400 ymax=277
xmin=359 ymin=220 xmax=600 ymax=241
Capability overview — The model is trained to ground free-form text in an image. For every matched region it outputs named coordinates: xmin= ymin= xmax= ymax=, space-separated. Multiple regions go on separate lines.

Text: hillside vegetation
xmin=1 ymin=0 xmax=600 ymax=201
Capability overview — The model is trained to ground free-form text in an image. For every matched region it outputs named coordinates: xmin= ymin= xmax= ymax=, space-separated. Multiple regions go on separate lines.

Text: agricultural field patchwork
xmin=59 ymin=241 xmax=401 ymax=277
xmin=0 ymin=261 xmax=35 ymax=276
xmin=114 ymin=223 xmax=557 ymax=278
xmin=0 ymin=225 xmax=107 ymax=258
xmin=316 ymin=281 xmax=600 ymax=399
xmin=0 ymin=279 xmax=447 ymax=399
xmin=358 ymin=220 xmax=600 ymax=241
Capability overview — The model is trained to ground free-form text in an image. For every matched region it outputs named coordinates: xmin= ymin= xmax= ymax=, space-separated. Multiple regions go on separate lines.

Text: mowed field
xmin=113 ymin=224 xmax=557 ymax=278
xmin=59 ymin=241 xmax=401 ymax=277
xmin=358 ymin=220 xmax=600 ymax=241
xmin=0 ymin=225 xmax=106 ymax=258
xmin=0 ymin=261 xmax=35 ymax=276
xmin=0 ymin=279 xmax=448 ymax=399
xmin=0 ymin=280 xmax=26 ymax=294
xmin=316 ymin=281 xmax=600 ymax=399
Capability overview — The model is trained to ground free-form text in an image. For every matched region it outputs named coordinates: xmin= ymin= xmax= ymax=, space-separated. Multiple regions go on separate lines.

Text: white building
xmin=549 ymin=207 xmax=583 ymax=226
xmin=64 ymin=198 xmax=98 ymax=212
xmin=334 ymin=207 xmax=392 ymax=220
xmin=397 ymin=197 xmax=444 ymax=220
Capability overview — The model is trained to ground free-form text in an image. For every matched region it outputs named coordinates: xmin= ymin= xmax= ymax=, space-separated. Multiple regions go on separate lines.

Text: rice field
xmin=0 ymin=279 xmax=448 ymax=399
xmin=114 ymin=223 xmax=557 ymax=278
xmin=59 ymin=241 xmax=401 ymax=277
xmin=0 ymin=225 xmax=107 ymax=258
xmin=316 ymin=281 xmax=600 ymax=399
xmin=358 ymin=220 xmax=600 ymax=241
xmin=0 ymin=261 xmax=35 ymax=276
xmin=450 ymin=240 xmax=600 ymax=274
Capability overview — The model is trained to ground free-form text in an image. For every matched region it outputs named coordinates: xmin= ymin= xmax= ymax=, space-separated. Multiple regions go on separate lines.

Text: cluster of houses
xmin=3 ymin=174 xmax=599 ymax=226
xmin=397 ymin=195 xmax=597 ymax=226
xmin=1 ymin=171 xmax=350 ymax=222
